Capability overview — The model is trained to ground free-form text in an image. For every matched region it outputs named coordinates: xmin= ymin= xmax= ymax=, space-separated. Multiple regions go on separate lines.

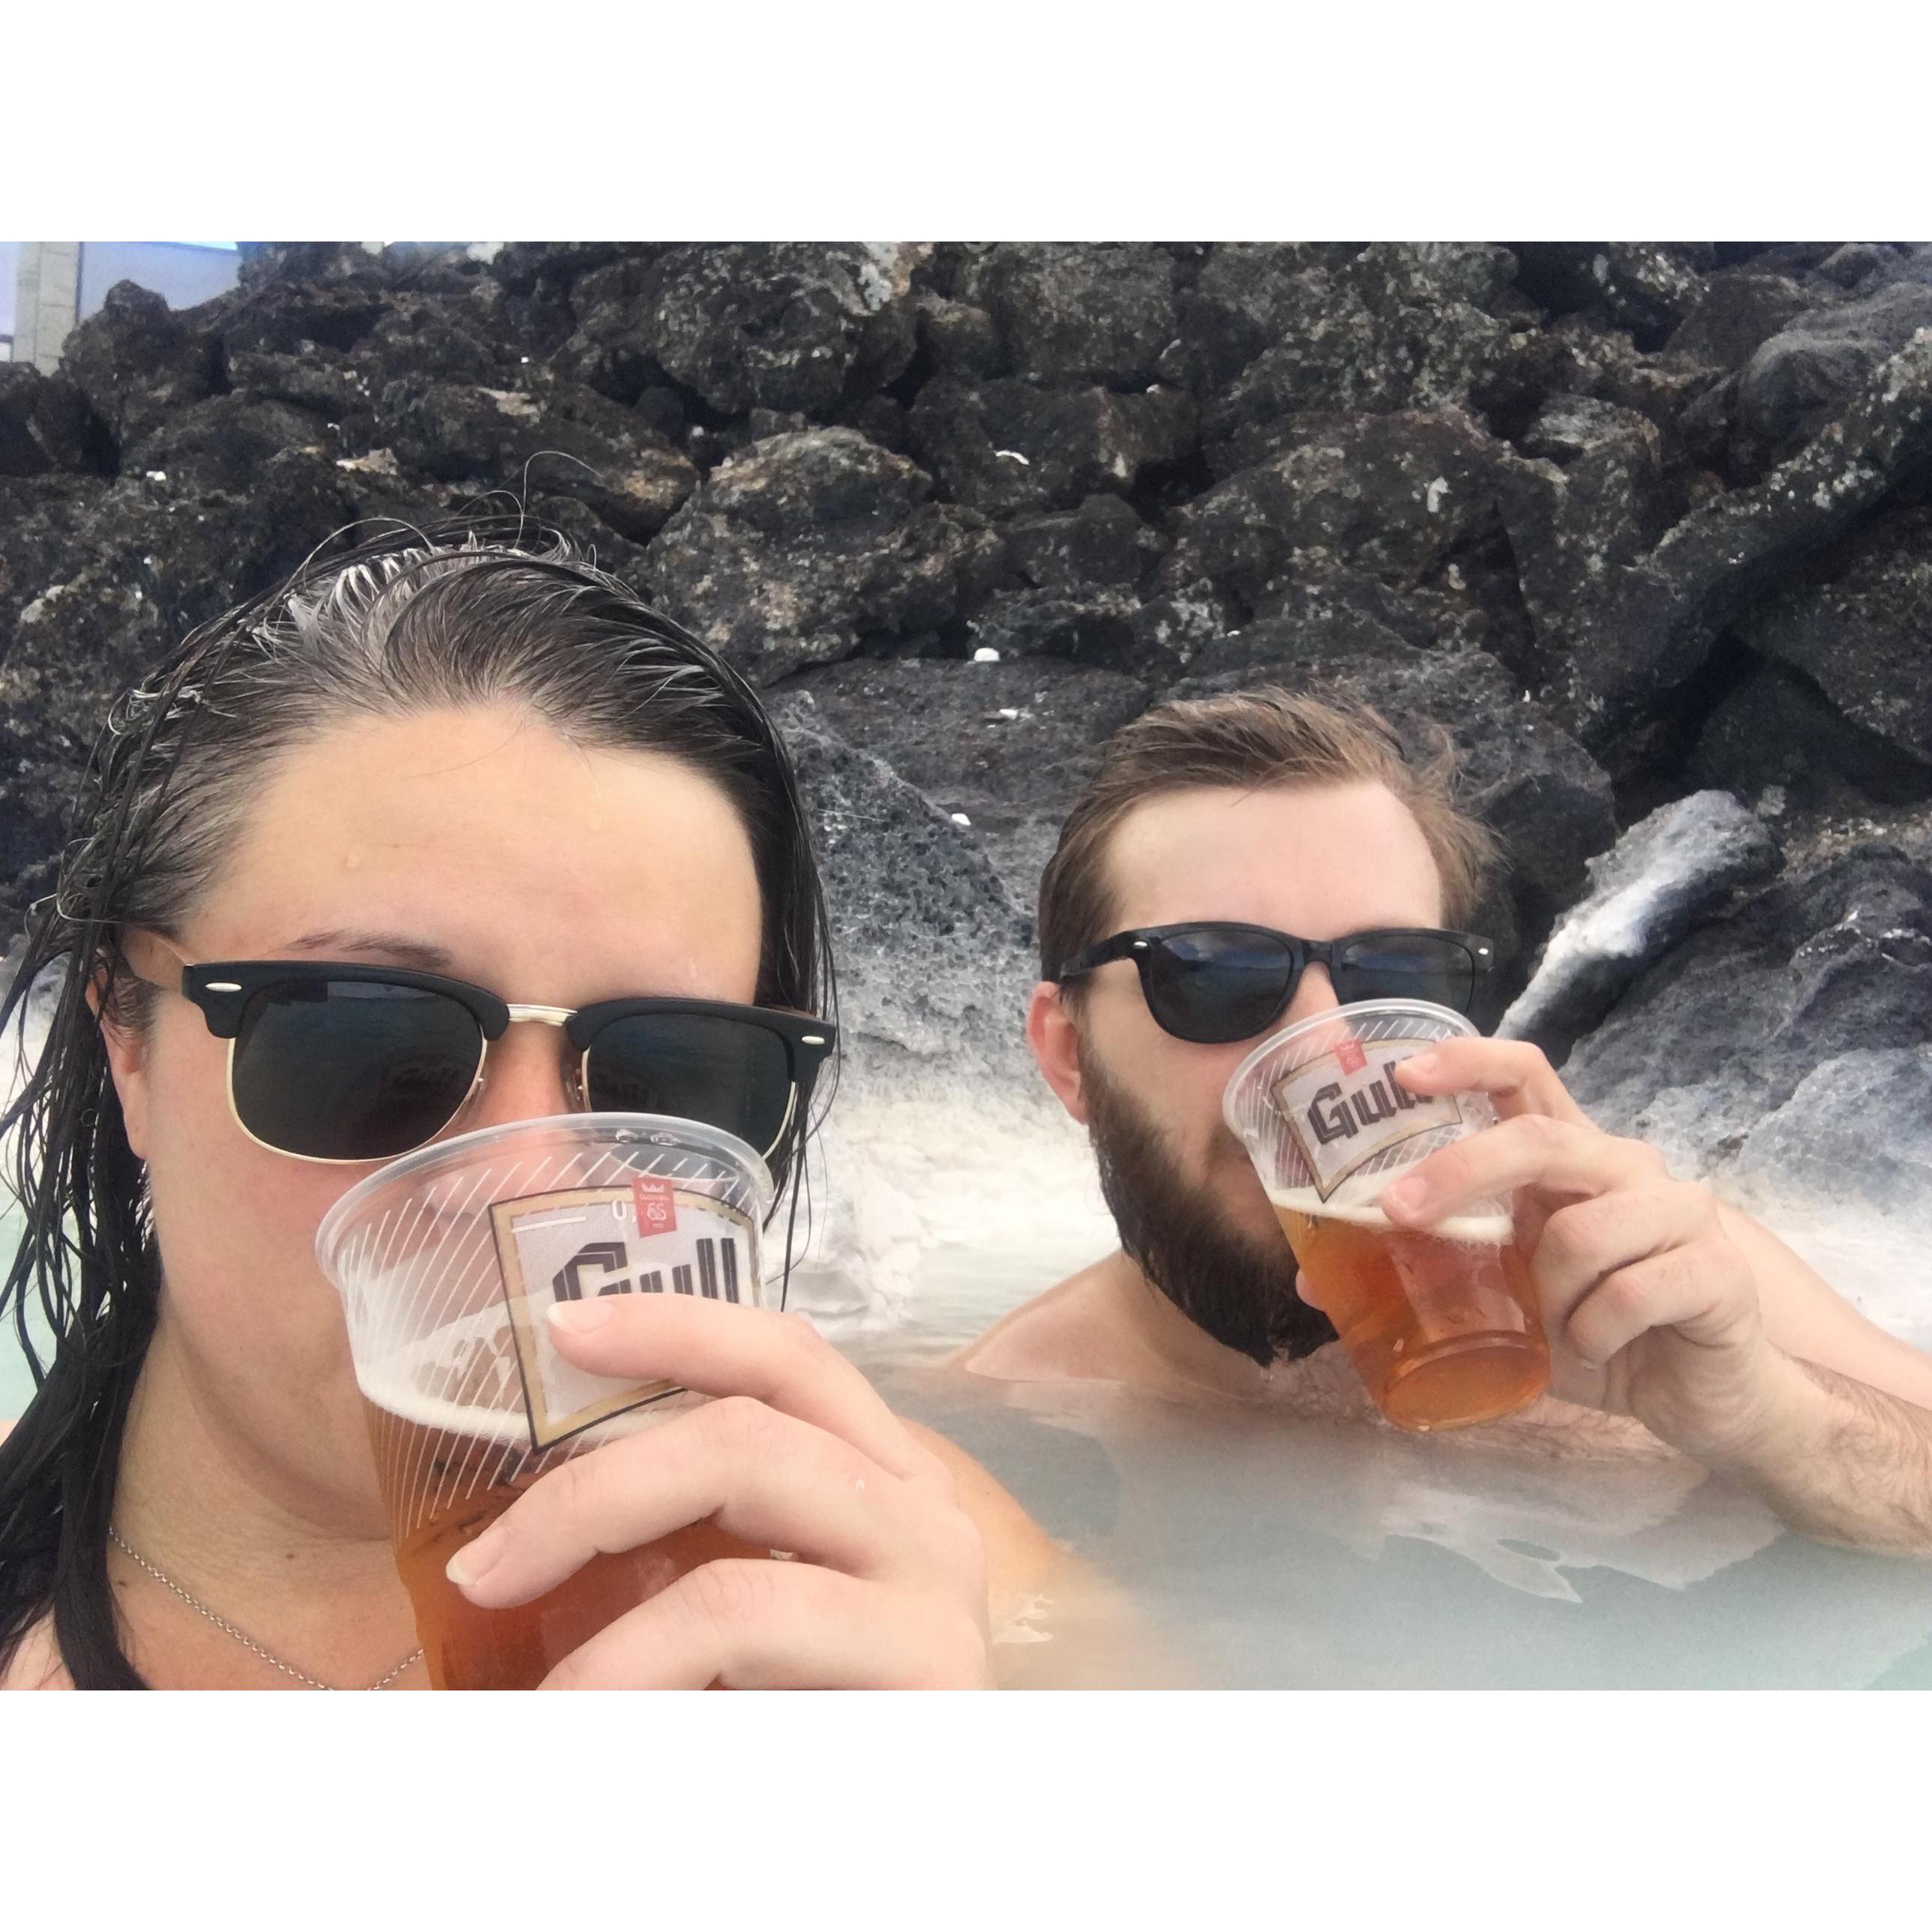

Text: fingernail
xmin=446 ymin=1524 xmax=507 ymax=1588
xmin=1382 ymin=1175 xmax=1430 ymax=1220
xmin=1401 ymin=1050 xmax=1440 ymax=1078
xmin=548 ymin=1300 xmax=616 ymax=1334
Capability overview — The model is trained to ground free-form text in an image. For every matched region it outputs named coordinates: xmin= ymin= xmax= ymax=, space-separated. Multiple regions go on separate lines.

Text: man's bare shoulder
xmin=952 ymin=1259 xmax=1144 ymax=1387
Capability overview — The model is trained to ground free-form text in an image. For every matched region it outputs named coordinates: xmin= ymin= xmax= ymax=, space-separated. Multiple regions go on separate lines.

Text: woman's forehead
xmin=197 ymin=705 xmax=764 ymax=998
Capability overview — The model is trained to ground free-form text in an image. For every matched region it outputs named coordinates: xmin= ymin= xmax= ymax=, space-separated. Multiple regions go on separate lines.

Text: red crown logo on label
xmin=632 ymin=1174 xmax=677 ymax=1235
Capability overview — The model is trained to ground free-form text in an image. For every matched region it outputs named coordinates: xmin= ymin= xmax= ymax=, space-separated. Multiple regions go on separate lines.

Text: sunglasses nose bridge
xmin=466 ymin=1006 xmax=587 ymax=1128
xmin=501 ymin=1004 xmax=575 ymax=1028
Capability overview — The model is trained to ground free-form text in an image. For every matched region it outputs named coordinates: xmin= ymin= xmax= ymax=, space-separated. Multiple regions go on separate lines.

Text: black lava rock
xmin=776 ymin=654 xmax=1152 ymax=904
xmin=3 ymin=236 xmax=1929 ymax=1173
xmin=632 ymin=244 xmax=925 ymax=417
xmin=646 ymin=428 xmax=1001 ymax=682
xmin=58 ymin=282 xmax=216 ymax=452
xmin=907 ymin=375 xmax=1198 ymax=517
xmin=954 ymin=244 xmax=1179 ymax=388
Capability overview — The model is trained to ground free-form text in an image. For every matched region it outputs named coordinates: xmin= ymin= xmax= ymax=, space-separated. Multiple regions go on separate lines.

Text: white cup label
xmin=1269 ymin=1036 xmax=1465 ymax=1203
xmin=490 ymin=1184 xmax=758 ymax=1449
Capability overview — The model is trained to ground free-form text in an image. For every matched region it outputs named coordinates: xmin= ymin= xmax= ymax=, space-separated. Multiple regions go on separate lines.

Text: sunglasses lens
xmin=585 ymin=1012 xmax=797 ymax=1160
xmin=1146 ymin=931 xmax=1299 ymax=1043
xmin=231 ymin=980 xmax=483 ymax=1161
xmin=1334 ymin=933 xmax=1479 ymax=1012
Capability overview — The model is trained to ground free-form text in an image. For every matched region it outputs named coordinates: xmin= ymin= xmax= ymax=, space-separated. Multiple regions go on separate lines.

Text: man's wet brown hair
xmin=1037 ymin=685 xmax=1501 ymax=988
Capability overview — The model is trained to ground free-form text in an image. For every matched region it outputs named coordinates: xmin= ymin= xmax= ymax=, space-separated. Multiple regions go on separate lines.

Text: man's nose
xmin=463 ymin=1022 xmax=578 ymax=1130
xmin=1284 ymin=961 xmax=1343 ymax=1024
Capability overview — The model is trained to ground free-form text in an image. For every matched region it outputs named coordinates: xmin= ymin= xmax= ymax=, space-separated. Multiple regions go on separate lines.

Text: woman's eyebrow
xmin=282 ymin=928 xmax=457 ymax=971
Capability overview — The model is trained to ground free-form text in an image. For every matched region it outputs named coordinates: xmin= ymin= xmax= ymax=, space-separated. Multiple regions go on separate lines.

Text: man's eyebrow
xmin=281 ymin=929 xmax=457 ymax=972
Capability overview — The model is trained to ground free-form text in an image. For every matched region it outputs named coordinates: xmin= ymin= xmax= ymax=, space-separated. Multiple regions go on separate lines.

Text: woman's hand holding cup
xmin=445 ymin=1294 xmax=994 ymax=1689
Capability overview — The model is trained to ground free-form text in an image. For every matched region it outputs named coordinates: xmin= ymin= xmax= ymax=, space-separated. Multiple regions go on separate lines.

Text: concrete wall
xmin=11 ymin=242 xmax=80 ymax=371
xmin=9 ymin=242 xmax=240 ymax=370
xmin=0 ymin=240 xmax=18 ymax=356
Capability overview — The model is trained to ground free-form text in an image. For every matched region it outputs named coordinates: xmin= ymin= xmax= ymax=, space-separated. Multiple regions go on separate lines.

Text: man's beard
xmin=1080 ymin=1044 xmax=1338 ymax=1368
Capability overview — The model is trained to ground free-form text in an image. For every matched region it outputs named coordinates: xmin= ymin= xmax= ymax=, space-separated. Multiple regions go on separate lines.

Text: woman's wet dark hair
xmin=0 ymin=521 xmax=837 ymax=1688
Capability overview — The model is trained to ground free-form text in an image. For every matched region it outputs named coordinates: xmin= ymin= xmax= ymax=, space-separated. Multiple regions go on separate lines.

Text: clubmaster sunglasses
xmin=124 ymin=934 xmax=836 ymax=1170
xmin=1055 ymin=922 xmax=1495 ymax=1045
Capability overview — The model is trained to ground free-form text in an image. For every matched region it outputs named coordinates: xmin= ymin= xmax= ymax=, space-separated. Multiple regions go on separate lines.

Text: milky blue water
xmin=846 ymin=1238 xmax=1932 ymax=1690
xmin=7 ymin=1186 xmax=1930 ymax=1689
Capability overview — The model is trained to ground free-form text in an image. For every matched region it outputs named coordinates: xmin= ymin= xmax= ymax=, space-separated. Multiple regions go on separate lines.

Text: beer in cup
xmin=316 ymin=1112 xmax=774 ymax=1688
xmin=1223 ymin=1000 xmax=1548 ymax=1432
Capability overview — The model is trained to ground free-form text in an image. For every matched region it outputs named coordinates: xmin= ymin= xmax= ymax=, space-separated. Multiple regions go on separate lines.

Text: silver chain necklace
xmin=109 ymin=1528 xmax=424 ymax=1691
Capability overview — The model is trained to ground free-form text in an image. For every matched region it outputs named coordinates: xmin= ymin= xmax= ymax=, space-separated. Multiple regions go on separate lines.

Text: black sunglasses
xmin=1056 ymin=922 xmax=1494 ymax=1045
xmin=132 ymin=942 xmax=835 ymax=1172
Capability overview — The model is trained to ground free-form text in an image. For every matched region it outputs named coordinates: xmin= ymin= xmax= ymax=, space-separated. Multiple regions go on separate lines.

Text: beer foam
xmin=1266 ymin=1185 xmax=1514 ymax=1246
xmin=357 ymin=1348 xmax=536 ymax=1448
xmin=357 ymin=1312 xmax=699 ymax=1448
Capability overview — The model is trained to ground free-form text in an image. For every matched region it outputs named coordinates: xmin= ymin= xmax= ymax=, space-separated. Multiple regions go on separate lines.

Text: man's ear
xmin=1026 ymin=981 xmax=1089 ymax=1126
xmin=88 ymin=958 xmax=153 ymax=1163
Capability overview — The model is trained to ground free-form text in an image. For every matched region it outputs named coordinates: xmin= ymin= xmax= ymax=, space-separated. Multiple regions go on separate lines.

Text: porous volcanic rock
xmin=953 ymin=244 xmax=1179 ymax=387
xmin=2 ymin=236 xmax=1930 ymax=1180
xmin=547 ymin=254 xmax=681 ymax=409
xmin=1689 ymin=656 xmax=1932 ymax=818
xmin=956 ymin=494 xmax=1192 ymax=673
xmin=1493 ymin=394 xmax=1678 ymax=687
xmin=1663 ymin=269 xmax=1833 ymax=376
xmin=907 ymin=375 xmax=1197 ymax=518
xmin=1172 ymin=243 xmax=1376 ymax=391
xmin=1733 ymin=506 xmax=1932 ymax=769
xmin=776 ymin=655 xmax=1152 ymax=905
xmin=376 ymin=375 xmax=697 ymax=538
xmin=647 ymin=428 xmax=1001 ymax=682
xmin=1166 ymin=408 xmax=1507 ymax=616
xmin=631 ymin=244 xmax=926 ymax=418
xmin=0 ymin=368 xmax=104 ymax=477
xmin=58 ymin=282 xmax=216 ymax=451
xmin=1194 ymin=245 xmax=1546 ymax=473
xmin=1563 ymin=842 xmax=1932 ymax=1179
xmin=772 ymin=704 xmax=1034 ymax=1089
xmin=1512 ymin=244 xmax=1714 ymax=350
xmin=1729 ymin=1046 xmax=1932 ymax=1227
xmin=0 ymin=451 xmax=361 ymax=752
xmin=1724 ymin=280 xmax=1932 ymax=476
xmin=1499 ymin=790 xmax=1783 ymax=1060
xmin=910 ymin=292 xmax=1005 ymax=381
xmin=122 ymin=396 xmax=335 ymax=496
xmin=1524 ymin=332 xmax=1932 ymax=752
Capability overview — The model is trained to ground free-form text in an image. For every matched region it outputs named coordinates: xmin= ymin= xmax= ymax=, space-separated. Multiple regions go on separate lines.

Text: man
xmin=958 ymin=686 xmax=1932 ymax=1553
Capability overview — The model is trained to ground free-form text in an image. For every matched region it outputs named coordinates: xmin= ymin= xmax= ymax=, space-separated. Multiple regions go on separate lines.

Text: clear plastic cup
xmin=1223 ymin=1000 xmax=1548 ymax=1432
xmin=316 ymin=1111 xmax=774 ymax=1687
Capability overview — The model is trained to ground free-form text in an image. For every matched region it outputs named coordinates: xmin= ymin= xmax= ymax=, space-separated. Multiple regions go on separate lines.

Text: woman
xmin=0 ymin=526 xmax=1038 ymax=1689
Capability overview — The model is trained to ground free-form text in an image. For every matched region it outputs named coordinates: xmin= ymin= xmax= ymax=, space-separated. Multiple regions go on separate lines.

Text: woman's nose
xmin=462 ymin=1023 xmax=578 ymax=1131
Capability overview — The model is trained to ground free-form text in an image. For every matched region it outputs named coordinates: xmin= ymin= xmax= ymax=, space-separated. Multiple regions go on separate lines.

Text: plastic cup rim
xmin=314 ymin=1108 xmax=775 ymax=1286
xmin=1220 ymin=997 xmax=1480 ymax=1144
